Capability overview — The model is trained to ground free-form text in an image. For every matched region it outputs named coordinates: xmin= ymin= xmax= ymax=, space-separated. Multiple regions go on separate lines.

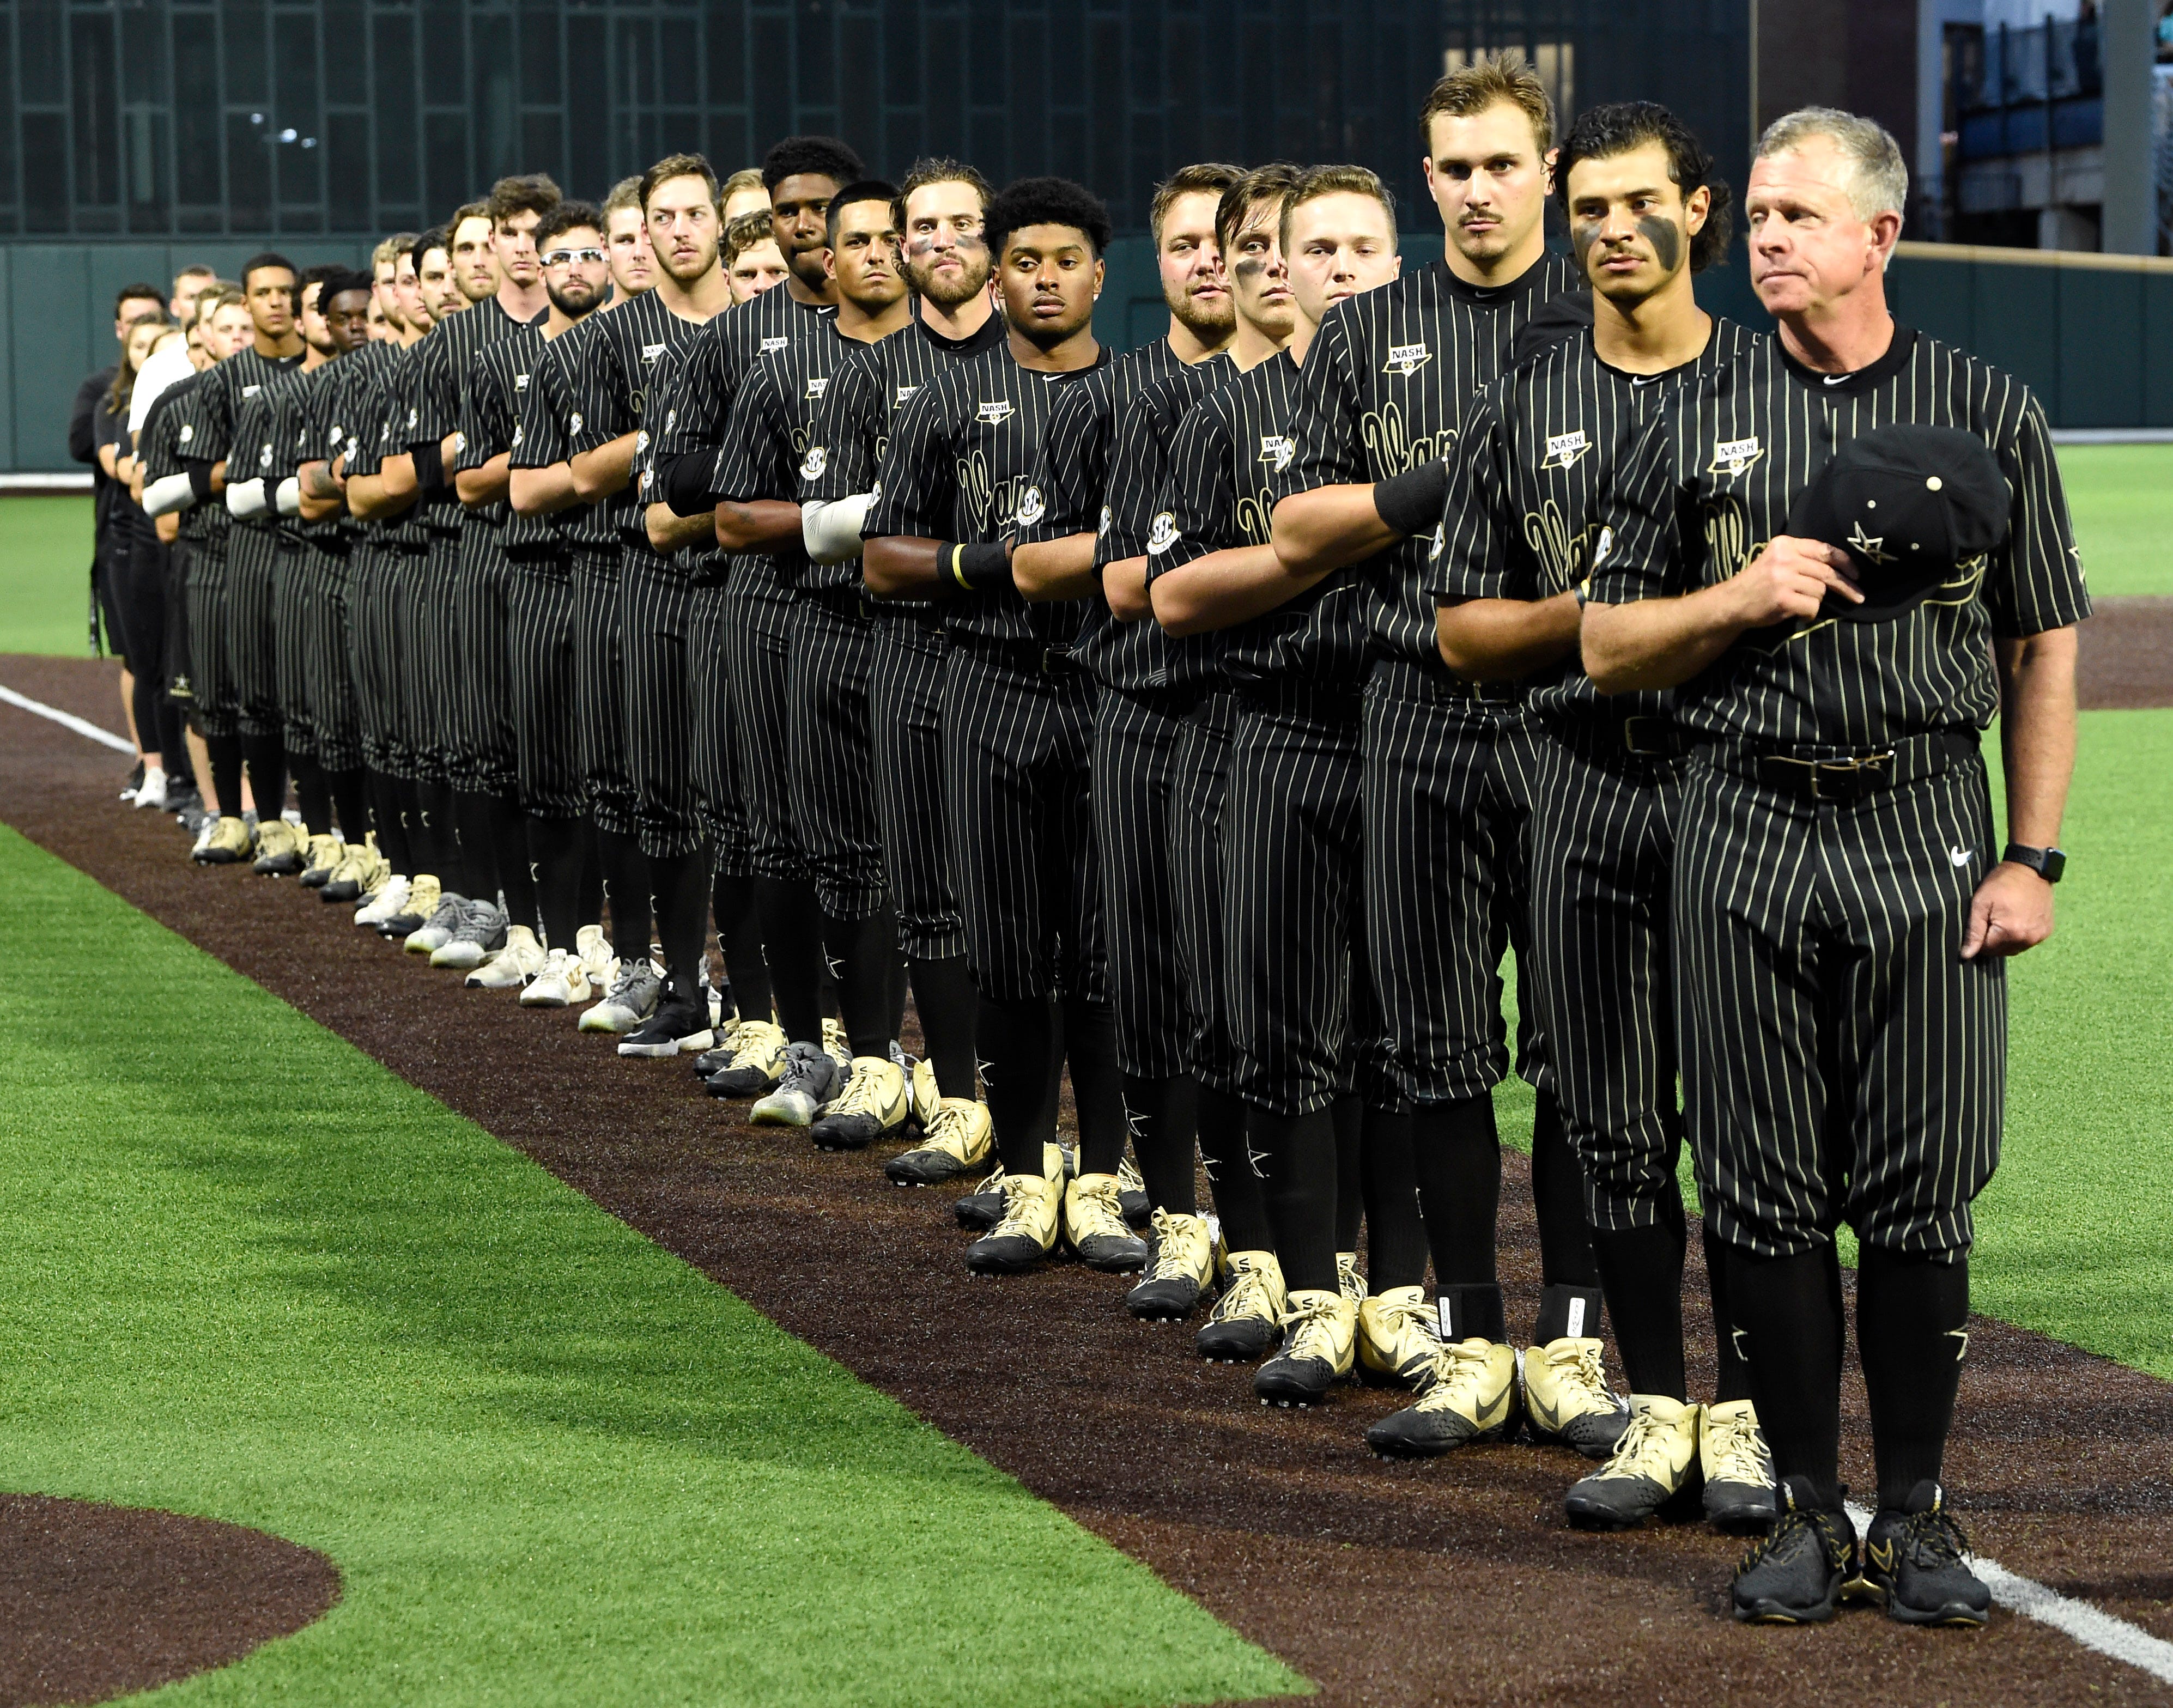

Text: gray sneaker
xmin=404 ymin=890 xmax=468 ymax=955
xmin=749 ymin=1040 xmax=840 ymax=1127
xmin=430 ymin=898 xmax=508 ymax=970
xmin=580 ymin=957 xmax=662 ymax=1034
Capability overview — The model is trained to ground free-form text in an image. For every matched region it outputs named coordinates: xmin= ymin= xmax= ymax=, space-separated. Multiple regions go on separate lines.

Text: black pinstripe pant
xmin=506 ymin=550 xmax=585 ymax=819
xmin=1673 ymin=750 xmax=2004 ymax=1259
xmin=1362 ymin=675 xmax=1547 ymax=1105
xmin=941 ymin=642 xmax=1103 ymax=1005
xmin=162 ymin=539 xmax=192 ymax=708
xmin=302 ymin=542 xmax=363 ymax=773
xmin=725 ymin=567 xmax=806 ymax=884
xmin=870 ymin=612 xmax=963 ymax=961
xmin=345 ymin=540 xmax=398 ymax=776
xmin=450 ymin=521 xmax=519 ymax=798
xmin=1092 ymin=685 xmax=1195 ymax=1080
xmin=1223 ymin=683 xmax=1391 ymax=1116
xmin=184 ymin=540 xmax=239 ymax=739
xmin=1526 ymin=722 xmax=1686 ymax=1231
xmin=408 ymin=530 xmax=463 ymax=782
xmin=380 ymin=542 xmax=430 ymax=781
xmin=228 ymin=520 xmax=284 ymax=741
xmin=689 ymin=578 xmax=755 ymax=879
xmin=273 ymin=540 xmax=316 ymax=759
xmin=572 ymin=545 xmax=638 ymax=838
xmin=622 ymin=551 xmax=702 ymax=861
xmin=1169 ymin=690 xmax=1240 ymax=1097
xmin=790 ymin=592 xmax=887 ymax=920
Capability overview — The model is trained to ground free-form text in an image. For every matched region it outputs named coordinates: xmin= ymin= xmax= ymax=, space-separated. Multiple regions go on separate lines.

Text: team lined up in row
xmin=108 ymin=50 xmax=2086 ymax=1630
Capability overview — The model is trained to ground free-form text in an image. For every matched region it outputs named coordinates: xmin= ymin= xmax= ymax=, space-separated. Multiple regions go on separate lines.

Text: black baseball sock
xmin=1060 ymin=995 xmax=1127 ymax=1178
xmin=1412 ymin=1092 xmax=1501 ymax=1285
xmin=821 ymin=904 xmax=899 ymax=1059
xmin=240 ymin=733 xmax=287 ymax=824
xmin=1331 ymin=1093 xmax=1363 ymax=1256
xmin=326 ymin=768 xmax=369 ymax=846
xmin=1247 ymin=1104 xmax=1339 ymax=1295
xmin=650 ymin=848 xmax=709 ymax=1002
xmin=1360 ymin=1108 xmax=1428 ymax=1292
xmin=1591 ymin=1197 xmax=1689 ymax=1400
xmin=491 ymin=794 xmax=538 ymax=933
xmin=1123 ymin=1073 xmax=1198 ymax=1217
xmin=1531 ymin=1090 xmax=1601 ymax=1290
xmin=291 ymin=753 xmax=330 ymax=836
xmin=908 ymin=956 xmax=978 ymax=1100
xmin=713 ymin=870 xmax=769 ymax=1024
xmin=575 ymin=828 xmax=603 ymax=928
xmin=417 ymin=780 xmax=458 ymax=878
xmin=527 ymin=815 xmax=587 ymax=950
xmin=452 ymin=791 xmax=496 ymax=901
xmin=593 ymin=827 xmax=651 ymax=954
xmin=1723 ymin=1241 xmax=1847 ymax=1512
xmin=755 ymin=876 xmax=825 ymax=1045
xmin=1198 ymin=1086 xmax=1272 ymax=1253
xmin=1856 ymin=1245 xmax=1971 ymax=1511
xmin=1704 ymin=1221 xmax=1753 ymax=1403
xmin=979 ymin=992 xmax=1058 ymax=1177
xmin=207 ymin=734 xmax=245 ymax=820
xmin=367 ymin=771 xmax=410 ymax=870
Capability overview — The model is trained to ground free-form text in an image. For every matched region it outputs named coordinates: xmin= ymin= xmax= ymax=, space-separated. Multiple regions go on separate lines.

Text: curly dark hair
xmin=761 ymin=135 xmax=865 ymax=194
xmin=985 ymin=176 xmax=1113 ymax=260
xmin=1553 ymin=100 xmax=1734 ymax=274
xmin=535 ymin=200 xmax=605 ymax=250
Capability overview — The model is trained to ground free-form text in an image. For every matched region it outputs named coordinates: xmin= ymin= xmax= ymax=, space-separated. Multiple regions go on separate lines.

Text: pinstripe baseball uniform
xmin=1073 ymin=352 xmax=1235 ymax=1081
xmin=555 ymin=294 xmax=699 ymax=842
xmin=799 ymin=311 xmax=1009 ymax=960
xmin=139 ymin=370 xmax=240 ymax=739
xmin=864 ymin=338 xmax=1113 ymax=1005
xmin=339 ymin=343 xmax=424 ymax=780
xmin=1430 ymin=319 xmax=1753 ymax=1230
xmin=1153 ymin=349 xmax=1382 ymax=1116
xmin=1277 ymin=254 xmax=1582 ymax=1110
xmin=714 ymin=321 xmax=887 ymax=917
xmin=215 ymin=361 xmax=301 ymax=744
xmin=1591 ymin=327 xmax=2090 ymax=1258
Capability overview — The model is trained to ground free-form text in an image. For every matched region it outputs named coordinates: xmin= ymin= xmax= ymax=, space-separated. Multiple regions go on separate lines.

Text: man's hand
xmin=1725 ymin=537 xmax=1861 ymax=625
xmin=1961 ymin=861 xmax=2054 ymax=961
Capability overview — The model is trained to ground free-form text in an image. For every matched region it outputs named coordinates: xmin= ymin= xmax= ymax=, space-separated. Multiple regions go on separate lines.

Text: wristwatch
xmin=2001 ymin=843 xmax=2066 ymax=883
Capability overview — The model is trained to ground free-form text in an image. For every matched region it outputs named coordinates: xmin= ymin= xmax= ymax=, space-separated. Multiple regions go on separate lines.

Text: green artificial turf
xmin=0 ymin=824 xmax=1306 ymax=1707
xmin=2059 ymin=445 xmax=2173 ymax=598
xmin=0 ymin=496 xmax=101 ymax=656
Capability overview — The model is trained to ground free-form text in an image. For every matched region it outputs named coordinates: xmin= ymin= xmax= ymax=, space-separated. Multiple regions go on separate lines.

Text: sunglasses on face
xmin=541 ymin=247 xmax=608 ymax=267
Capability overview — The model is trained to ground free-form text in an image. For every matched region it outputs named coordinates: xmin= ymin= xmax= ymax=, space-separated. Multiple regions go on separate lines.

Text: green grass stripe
xmin=0 ymin=824 xmax=1306 ymax=1706
xmin=0 ymin=495 xmax=102 ymax=657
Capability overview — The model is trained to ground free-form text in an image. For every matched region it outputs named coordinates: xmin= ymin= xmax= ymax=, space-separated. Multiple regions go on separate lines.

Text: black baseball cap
xmin=1787 ymin=424 xmax=2011 ymax=623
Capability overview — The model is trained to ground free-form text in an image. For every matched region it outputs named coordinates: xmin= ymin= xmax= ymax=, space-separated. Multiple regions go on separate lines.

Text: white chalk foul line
xmin=1847 ymin=1502 xmax=2173 ymax=1685
xmin=0 ymin=682 xmax=136 ymax=755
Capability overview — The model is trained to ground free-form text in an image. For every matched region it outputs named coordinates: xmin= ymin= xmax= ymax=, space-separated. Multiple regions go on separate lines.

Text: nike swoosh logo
xmin=1824 ymin=373 xmax=1849 ymax=386
xmin=1950 ymin=845 xmax=1971 ymax=866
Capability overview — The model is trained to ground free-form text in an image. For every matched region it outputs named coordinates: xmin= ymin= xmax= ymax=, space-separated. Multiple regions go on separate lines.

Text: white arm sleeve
xmin=142 ymin=472 xmax=198 ymax=517
xmin=802 ymin=491 xmax=874 ymax=565
xmin=276 ymin=477 xmax=302 ymax=516
xmin=226 ymin=479 xmax=269 ymax=519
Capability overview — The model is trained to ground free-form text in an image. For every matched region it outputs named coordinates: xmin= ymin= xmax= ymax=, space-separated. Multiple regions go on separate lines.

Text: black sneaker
xmin=617 ymin=982 xmax=717 ymax=1058
xmin=1860 ymin=1482 xmax=1992 ymax=1626
xmin=956 ymin=1171 xmax=1007 ymax=1229
xmin=1731 ymin=1478 xmax=1858 ymax=1624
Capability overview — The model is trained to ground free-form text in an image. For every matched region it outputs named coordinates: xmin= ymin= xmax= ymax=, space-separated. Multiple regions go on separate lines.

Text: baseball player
xmin=1582 ymin=107 xmax=2086 ymax=1625
xmin=794 ymin=159 xmax=1007 ymax=1187
xmin=860 ymin=175 xmax=1128 ymax=1278
xmin=1006 ymin=162 xmax=1241 ymax=1296
xmin=1428 ymin=101 xmax=1774 ymax=1530
xmin=1273 ymin=58 xmax=1611 ymax=1440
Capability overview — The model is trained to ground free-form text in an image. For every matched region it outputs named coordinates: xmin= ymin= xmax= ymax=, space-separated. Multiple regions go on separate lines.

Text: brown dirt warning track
xmin=3 ymin=645 xmax=2172 ymax=1707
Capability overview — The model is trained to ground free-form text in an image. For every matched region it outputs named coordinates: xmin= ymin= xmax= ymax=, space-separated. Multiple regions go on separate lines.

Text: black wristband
xmin=186 ymin=463 xmax=213 ymax=503
xmin=410 ymin=439 xmax=444 ymax=496
xmin=940 ymin=539 xmax=1013 ymax=592
xmin=1373 ymin=460 xmax=1449 ymax=539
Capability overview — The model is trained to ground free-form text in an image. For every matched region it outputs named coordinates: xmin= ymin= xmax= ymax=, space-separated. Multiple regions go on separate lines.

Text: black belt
xmin=800 ymin=583 xmax=879 ymax=622
xmin=954 ymin=635 xmax=1085 ymax=677
xmin=1707 ymin=728 xmax=1980 ymax=803
xmin=1545 ymin=710 xmax=1687 ymax=761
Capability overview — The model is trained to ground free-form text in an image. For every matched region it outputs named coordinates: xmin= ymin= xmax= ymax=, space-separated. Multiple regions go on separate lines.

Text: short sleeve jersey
xmin=799 ymin=311 xmax=1011 ymax=505
xmin=138 ymin=372 xmax=227 ymax=551
xmin=516 ymin=321 xmax=615 ymax=554
xmin=345 ymin=343 xmax=430 ymax=551
xmin=1148 ymin=351 xmax=1313 ymax=690
xmin=863 ymin=338 xmax=1114 ymax=647
xmin=267 ymin=356 xmax=367 ymax=550
xmin=709 ymin=318 xmax=853 ymax=595
xmin=1273 ymin=253 xmax=1583 ymax=681
xmin=1589 ymin=327 xmax=2091 ymax=746
xmin=405 ymin=298 xmax=541 ymax=533
xmin=1428 ymin=318 xmax=1755 ymax=720
xmin=561 ymin=290 xmax=711 ymax=548
xmin=188 ymin=345 xmax=302 ymax=483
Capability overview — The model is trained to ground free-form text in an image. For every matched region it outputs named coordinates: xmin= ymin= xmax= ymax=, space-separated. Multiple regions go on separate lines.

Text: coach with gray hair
xmin=1580 ymin=105 xmax=2087 ymax=1626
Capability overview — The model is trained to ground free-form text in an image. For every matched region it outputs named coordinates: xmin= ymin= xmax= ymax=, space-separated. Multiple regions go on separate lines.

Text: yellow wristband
xmin=948 ymin=544 xmax=971 ymax=589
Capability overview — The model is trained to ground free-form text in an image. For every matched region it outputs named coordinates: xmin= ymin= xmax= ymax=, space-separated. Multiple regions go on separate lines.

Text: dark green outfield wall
xmin=8 ymin=234 xmax=2168 ymax=472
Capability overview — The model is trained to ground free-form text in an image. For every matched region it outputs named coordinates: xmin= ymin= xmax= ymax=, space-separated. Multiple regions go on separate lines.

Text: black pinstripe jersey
xmin=1428 ymin=318 xmax=1755 ymax=720
xmin=513 ymin=321 xmax=614 ymax=553
xmin=864 ymin=338 xmax=1114 ymax=647
xmin=799 ymin=311 xmax=1010 ymax=503
xmin=1013 ymin=338 xmax=1190 ymax=547
xmin=189 ymin=345 xmax=304 ymax=476
xmin=406 ymin=298 xmax=542 ymax=534
xmin=1146 ymin=350 xmax=1308 ymax=690
xmin=710 ymin=318 xmax=858 ymax=594
xmin=460 ymin=324 xmax=545 ymax=549
xmin=228 ymin=380 xmax=284 ymax=544
xmin=345 ymin=344 xmax=430 ymax=550
xmin=1591 ymin=327 xmax=2091 ymax=746
xmin=265 ymin=353 xmax=370 ymax=550
xmin=1088 ymin=352 xmax=1236 ymax=692
xmin=561 ymin=290 xmax=711 ymax=548
xmin=139 ymin=371 xmax=227 ymax=550
xmin=1274 ymin=254 xmax=1583 ymax=680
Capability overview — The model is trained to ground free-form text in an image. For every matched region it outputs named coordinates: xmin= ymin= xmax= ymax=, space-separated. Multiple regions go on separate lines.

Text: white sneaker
xmin=575 ymin=923 xmax=614 ymax=992
xmin=468 ymin=923 xmax=545 ymax=989
xmin=356 ymin=874 xmax=410 ymax=927
xmin=189 ymin=814 xmax=220 ymax=861
xmin=520 ymin=946 xmax=590 ymax=1007
xmin=133 ymin=768 xmax=168 ymax=810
